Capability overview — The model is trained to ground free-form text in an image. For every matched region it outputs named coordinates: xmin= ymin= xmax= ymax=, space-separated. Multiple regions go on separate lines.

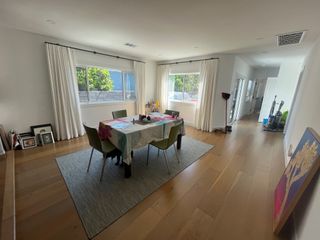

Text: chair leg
xmin=115 ymin=154 xmax=121 ymax=165
xmin=147 ymin=144 xmax=150 ymax=166
xmin=100 ymin=158 xmax=107 ymax=182
xmin=174 ymin=143 xmax=180 ymax=163
xmin=87 ymin=148 xmax=94 ymax=172
xmin=163 ymin=150 xmax=170 ymax=174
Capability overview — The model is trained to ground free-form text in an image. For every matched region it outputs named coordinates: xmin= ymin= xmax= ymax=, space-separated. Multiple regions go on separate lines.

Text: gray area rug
xmin=56 ymin=136 xmax=213 ymax=239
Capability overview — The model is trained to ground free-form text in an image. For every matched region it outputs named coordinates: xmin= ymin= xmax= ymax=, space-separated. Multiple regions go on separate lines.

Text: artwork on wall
xmin=273 ymin=127 xmax=320 ymax=234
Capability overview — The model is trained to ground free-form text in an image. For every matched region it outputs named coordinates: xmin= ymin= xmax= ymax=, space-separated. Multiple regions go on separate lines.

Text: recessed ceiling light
xmin=46 ymin=19 xmax=56 ymax=24
xmin=124 ymin=43 xmax=137 ymax=48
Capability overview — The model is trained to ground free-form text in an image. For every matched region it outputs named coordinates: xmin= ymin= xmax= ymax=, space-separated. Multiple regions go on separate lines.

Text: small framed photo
xmin=30 ymin=124 xmax=54 ymax=145
xmin=40 ymin=132 xmax=55 ymax=145
xmin=20 ymin=136 xmax=37 ymax=149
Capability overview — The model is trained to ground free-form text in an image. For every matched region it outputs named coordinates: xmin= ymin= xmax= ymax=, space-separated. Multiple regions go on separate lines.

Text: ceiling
xmin=1 ymin=0 xmax=320 ymax=64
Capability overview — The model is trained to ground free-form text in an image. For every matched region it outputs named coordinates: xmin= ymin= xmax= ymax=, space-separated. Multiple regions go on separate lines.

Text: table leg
xmin=177 ymin=134 xmax=182 ymax=149
xmin=124 ymin=163 xmax=132 ymax=178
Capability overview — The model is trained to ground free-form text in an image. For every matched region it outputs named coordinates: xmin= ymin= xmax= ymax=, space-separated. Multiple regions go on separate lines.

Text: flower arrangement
xmin=145 ymin=100 xmax=160 ymax=113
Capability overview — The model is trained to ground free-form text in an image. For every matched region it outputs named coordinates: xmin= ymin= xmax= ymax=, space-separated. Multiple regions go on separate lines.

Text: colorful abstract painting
xmin=273 ymin=128 xmax=320 ymax=234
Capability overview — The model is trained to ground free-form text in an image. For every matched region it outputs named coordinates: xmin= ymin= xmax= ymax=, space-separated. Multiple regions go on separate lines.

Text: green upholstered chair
xmin=112 ymin=109 xmax=127 ymax=119
xmin=164 ymin=109 xmax=180 ymax=117
xmin=83 ymin=124 xmax=121 ymax=181
xmin=146 ymin=122 xmax=182 ymax=174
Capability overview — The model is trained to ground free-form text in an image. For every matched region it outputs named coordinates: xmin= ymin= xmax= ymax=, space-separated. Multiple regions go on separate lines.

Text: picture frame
xmin=30 ymin=124 xmax=54 ymax=145
xmin=20 ymin=136 xmax=37 ymax=149
xmin=273 ymin=127 xmax=320 ymax=234
xmin=40 ymin=131 xmax=55 ymax=145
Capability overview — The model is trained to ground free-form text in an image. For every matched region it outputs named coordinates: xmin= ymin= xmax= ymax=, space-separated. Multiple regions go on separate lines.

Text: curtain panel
xmin=156 ymin=65 xmax=170 ymax=113
xmin=46 ymin=44 xmax=84 ymax=140
xmin=134 ymin=61 xmax=146 ymax=114
xmin=195 ymin=59 xmax=219 ymax=132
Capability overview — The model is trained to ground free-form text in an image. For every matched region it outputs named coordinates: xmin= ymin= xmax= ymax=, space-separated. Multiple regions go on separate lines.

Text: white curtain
xmin=157 ymin=65 xmax=170 ymax=113
xmin=46 ymin=44 xmax=84 ymax=141
xmin=195 ymin=59 xmax=218 ymax=132
xmin=134 ymin=61 xmax=146 ymax=114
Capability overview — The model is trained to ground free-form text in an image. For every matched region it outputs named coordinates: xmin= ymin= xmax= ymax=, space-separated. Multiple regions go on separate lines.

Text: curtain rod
xmin=44 ymin=41 xmax=145 ymax=63
xmin=158 ymin=57 xmax=219 ymax=66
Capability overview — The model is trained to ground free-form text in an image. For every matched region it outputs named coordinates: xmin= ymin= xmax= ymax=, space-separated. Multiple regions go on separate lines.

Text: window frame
xmin=168 ymin=72 xmax=200 ymax=104
xmin=76 ymin=64 xmax=136 ymax=105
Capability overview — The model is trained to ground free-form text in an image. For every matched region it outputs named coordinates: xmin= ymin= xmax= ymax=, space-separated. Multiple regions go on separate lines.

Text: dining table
xmin=99 ymin=112 xmax=184 ymax=178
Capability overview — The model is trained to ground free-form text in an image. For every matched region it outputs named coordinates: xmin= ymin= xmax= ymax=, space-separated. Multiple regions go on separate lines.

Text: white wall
xmin=212 ymin=55 xmax=236 ymax=128
xmin=252 ymin=66 xmax=280 ymax=99
xmin=81 ymin=102 xmax=136 ymax=127
xmin=229 ymin=56 xmax=253 ymax=121
xmin=0 ymin=27 xmax=54 ymax=133
xmin=145 ymin=61 xmax=157 ymax=102
xmin=258 ymin=60 xmax=304 ymax=122
xmin=284 ymin=40 xmax=320 ymax=240
xmin=0 ymin=26 xmax=157 ymax=133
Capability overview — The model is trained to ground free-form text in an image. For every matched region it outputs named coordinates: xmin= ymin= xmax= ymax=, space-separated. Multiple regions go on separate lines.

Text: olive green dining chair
xmin=164 ymin=109 xmax=180 ymax=117
xmin=83 ymin=124 xmax=121 ymax=181
xmin=146 ymin=122 xmax=182 ymax=174
xmin=112 ymin=109 xmax=127 ymax=119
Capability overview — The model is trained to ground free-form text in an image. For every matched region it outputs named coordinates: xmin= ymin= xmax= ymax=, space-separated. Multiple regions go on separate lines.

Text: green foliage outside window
xmin=76 ymin=67 xmax=87 ymax=91
xmin=170 ymin=74 xmax=199 ymax=94
xmin=76 ymin=67 xmax=114 ymax=91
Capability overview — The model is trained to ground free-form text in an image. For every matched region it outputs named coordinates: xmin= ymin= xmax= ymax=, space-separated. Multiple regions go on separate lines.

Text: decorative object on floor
xmin=18 ymin=132 xmax=37 ymax=149
xmin=56 ymin=136 xmax=213 ymax=238
xmin=40 ymin=132 xmax=55 ymax=145
xmin=8 ymin=129 xmax=18 ymax=150
xmin=273 ymin=127 xmax=320 ymax=234
xmin=0 ymin=124 xmax=10 ymax=151
xmin=30 ymin=124 xmax=54 ymax=145
xmin=112 ymin=109 xmax=127 ymax=119
xmin=83 ymin=124 xmax=121 ymax=181
xmin=222 ymin=92 xmax=232 ymax=133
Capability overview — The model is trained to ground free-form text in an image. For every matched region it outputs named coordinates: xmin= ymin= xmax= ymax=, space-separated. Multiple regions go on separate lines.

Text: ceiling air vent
xmin=277 ymin=31 xmax=305 ymax=46
xmin=124 ymin=43 xmax=137 ymax=48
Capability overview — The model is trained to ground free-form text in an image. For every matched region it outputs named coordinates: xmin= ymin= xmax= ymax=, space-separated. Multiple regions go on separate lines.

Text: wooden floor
xmin=15 ymin=116 xmax=292 ymax=240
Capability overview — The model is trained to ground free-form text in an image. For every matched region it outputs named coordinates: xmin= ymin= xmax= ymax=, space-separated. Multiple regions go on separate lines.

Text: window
xmin=76 ymin=66 xmax=136 ymax=103
xmin=168 ymin=73 xmax=200 ymax=103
